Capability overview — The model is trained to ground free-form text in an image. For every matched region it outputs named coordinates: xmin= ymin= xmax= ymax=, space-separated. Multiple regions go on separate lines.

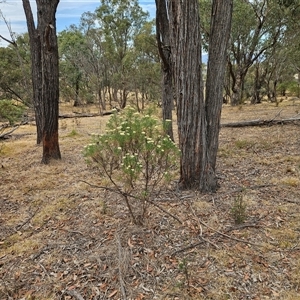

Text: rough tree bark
xmin=167 ymin=0 xmax=232 ymax=192
xmin=205 ymin=0 xmax=233 ymax=190
xmin=22 ymin=0 xmax=43 ymax=143
xmin=168 ymin=0 xmax=206 ymax=190
xmin=155 ymin=0 xmax=174 ymax=140
xmin=22 ymin=0 xmax=61 ymax=163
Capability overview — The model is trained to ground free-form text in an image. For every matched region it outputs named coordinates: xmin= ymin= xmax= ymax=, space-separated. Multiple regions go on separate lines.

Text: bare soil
xmin=1 ymin=100 xmax=300 ymax=300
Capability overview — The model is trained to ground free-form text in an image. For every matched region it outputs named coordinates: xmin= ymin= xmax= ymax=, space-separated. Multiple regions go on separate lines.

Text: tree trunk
xmin=167 ymin=0 xmax=232 ymax=192
xmin=22 ymin=0 xmax=43 ymax=144
xmin=155 ymin=0 xmax=174 ymax=140
xmin=231 ymin=72 xmax=243 ymax=106
xmin=205 ymin=0 xmax=233 ymax=191
xmin=39 ymin=0 xmax=61 ymax=164
xmin=23 ymin=0 xmax=61 ymax=163
xmin=169 ymin=0 xmax=206 ymax=190
xmin=73 ymin=76 xmax=80 ymax=107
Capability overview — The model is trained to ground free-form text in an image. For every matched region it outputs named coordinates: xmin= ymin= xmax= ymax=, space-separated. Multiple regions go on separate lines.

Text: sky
xmin=0 ymin=0 xmax=156 ymax=47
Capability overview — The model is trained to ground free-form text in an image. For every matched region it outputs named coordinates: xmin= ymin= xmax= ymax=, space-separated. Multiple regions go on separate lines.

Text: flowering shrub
xmin=83 ymin=106 xmax=180 ymax=224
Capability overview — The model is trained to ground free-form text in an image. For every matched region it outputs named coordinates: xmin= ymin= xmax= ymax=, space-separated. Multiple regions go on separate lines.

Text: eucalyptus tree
xmin=201 ymin=0 xmax=290 ymax=105
xmin=164 ymin=0 xmax=232 ymax=192
xmin=96 ymin=0 xmax=149 ymax=108
xmin=248 ymin=0 xmax=300 ymax=103
xmin=58 ymin=27 xmax=86 ymax=106
xmin=133 ymin=20 xmax=161 ymax=111
xmin=23 ymin=0 xmax=61 ymax=163
xmin=0 ymin=34 xmax=31 ymax=104
xmin=228 ymin=0 xmax=288 ymax=105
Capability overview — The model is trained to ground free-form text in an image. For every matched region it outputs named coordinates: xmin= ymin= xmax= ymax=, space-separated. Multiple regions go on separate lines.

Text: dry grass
xmin=1 ymin=99 xmax=300 ymax=299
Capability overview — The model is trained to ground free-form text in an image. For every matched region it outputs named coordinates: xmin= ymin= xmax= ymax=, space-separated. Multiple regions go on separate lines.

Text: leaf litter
xmin=0 ymin=100 xmax=300 ymax=299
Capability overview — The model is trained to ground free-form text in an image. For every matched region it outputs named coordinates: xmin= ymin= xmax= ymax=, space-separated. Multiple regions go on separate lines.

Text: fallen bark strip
xmin=221 ymin=117 xmax=300 ymax=128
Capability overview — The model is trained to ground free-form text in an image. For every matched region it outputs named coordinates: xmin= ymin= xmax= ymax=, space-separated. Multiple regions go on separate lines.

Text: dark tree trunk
xmin=205 ymin=0 xmax=233 ymax=191
xmin=155 ymin=0 xmax=174 ymax=140
xmin=23 ymin=0 xmax=61 ymax=163
xmin=73 ymin=76 xmax=80 ymax=107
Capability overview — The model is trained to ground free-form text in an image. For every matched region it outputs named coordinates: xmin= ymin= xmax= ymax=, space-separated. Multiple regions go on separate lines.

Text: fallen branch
xmin=0 ymin=124 xmax=20 ymax=139
xmin=221 ymin=117 xmax=300 ymax=128
xmin=15 ymin=207 xmax=39 ymax=231
xmin=59 ymin=109 xmax=119 ymax=119
xmin=59 ymin=112 xmax=101 ymax=118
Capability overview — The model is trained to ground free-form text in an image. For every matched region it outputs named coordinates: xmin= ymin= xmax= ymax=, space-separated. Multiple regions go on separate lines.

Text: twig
xmin=0 ymin=125 xmax=20 ymax=138
xmin=171 ymin=240 xmax=206 ymax=256
xmin=116 ymin=233 xmax=127 ymax=300
xmin=188 ymin=201 xmax=219 ymax=249
xmin=269 ymin=108 xmax=283 ymax=122
xmin=199 ymin=236 xmax=219 ymax=249
xmin=80 ymin=180 xmax=183 ymax=224
xmin=39 ymin=263 xmax=51 ymax=280
xmin=15 ymin=207 xmax=39 ymax=231
xmin=197 ymin=219 xmax=262 ymax=247
xmin=225 ymin=223 xmax=261 ymax=233
xmin=225 ymin=212 xmax=270 ymax=233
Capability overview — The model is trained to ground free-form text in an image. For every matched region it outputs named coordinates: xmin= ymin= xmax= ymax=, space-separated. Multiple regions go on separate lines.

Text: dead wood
xmin=0 ymin=124 xmax=20 ymax=139
xmin=59 ymin=109 xmax=119 ymax=119
xmin=59 ymin=112 xmax=101 ymax=118
xmin=221 ymin=117 xmax=300 ymax=128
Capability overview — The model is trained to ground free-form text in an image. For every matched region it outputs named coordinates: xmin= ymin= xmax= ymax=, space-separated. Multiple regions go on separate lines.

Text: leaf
xmin=128 ymin=238 xmax=134 ymax=248
xmin=136 ymin=294 xmax=146 ymax=300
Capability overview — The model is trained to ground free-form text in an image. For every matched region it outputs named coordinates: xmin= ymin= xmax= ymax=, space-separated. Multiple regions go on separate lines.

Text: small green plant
xmin=178 ymin=258 xmax=190 ymax=290
xmin=67 ymin=129 xmax=79 ymax=137
xmin=0 ymin=100 xmax=25 ymax=125
xmin=231 ymin=194 xmax=247 ymax=224
xmin=234 ymin=139 xmax=254 ymax=149
xmin=83 ymin=106 xmax=180 ymax=225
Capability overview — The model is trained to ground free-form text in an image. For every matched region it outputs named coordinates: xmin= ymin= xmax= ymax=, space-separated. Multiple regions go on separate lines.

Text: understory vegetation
xmin=1 ymin=100 xmax=300 ymax=299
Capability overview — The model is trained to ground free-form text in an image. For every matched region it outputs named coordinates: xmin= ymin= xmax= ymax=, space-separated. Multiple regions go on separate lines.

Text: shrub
xmin=83 ymin=106 xmax=180 ymax=224
xmin=231 ymin=194 xmax=247 ymax=224
xmin=0 ymin=100 xmax=25 ymax=125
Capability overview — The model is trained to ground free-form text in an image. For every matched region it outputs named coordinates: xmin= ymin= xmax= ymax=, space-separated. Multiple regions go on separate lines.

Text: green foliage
xmin=0 ymin=34 xmax=31 ymax=105
xmin=0 ymin=100 xmax=25 ymax=125
xmin=231 ymin=194 xmax=247 ymax=224
xmin=67 ymin=129 xmax=79 ymax=137
xmin=84 ymin=106 xmax=180 ymax=224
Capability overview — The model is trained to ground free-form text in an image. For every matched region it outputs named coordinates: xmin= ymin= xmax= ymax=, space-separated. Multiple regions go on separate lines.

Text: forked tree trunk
xmin=23 ymin=0 xmax=61 ymax=163
xmin=167 ymin=0 xmax=232 ymax=192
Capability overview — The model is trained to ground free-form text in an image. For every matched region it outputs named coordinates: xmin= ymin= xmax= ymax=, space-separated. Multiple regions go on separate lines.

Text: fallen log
xmin=221 ymin=117 xmax=300 ymax=128
xmin=59 ymin=112 xmax=101 ymax=118
xmin=59 ymin=109 xmax=119 ymax=119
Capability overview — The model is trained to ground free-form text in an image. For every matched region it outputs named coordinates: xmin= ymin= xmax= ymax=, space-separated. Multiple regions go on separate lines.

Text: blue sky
xmin=0 ymin=1 xmax=156 ymax=46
